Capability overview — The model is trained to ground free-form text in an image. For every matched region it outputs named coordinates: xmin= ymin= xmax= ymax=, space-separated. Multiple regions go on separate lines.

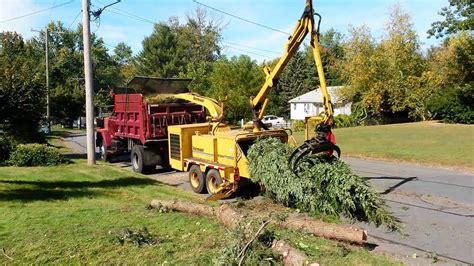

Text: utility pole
xmin=45 ymin=28 xmax=50 ymax=133
xmin=82 ymin=0 xmax=96 ymax=165
xmin=31 ymin=27 xmax=51 ymax=133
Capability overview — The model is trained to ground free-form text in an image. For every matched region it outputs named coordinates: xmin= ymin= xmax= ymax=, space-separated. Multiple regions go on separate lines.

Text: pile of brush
xmin=247 ymin=138 xmax=398 ymax=230
xmin=144 ymin=93 xmax=178 ymax=104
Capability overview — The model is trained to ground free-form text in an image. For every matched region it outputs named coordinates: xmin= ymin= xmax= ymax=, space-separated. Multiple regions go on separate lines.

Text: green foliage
xmin=339 ymin=5 xmax=431 ymax=121
xmin=291 ymin=120 xmax=305 ymax=132
xmin=8 ymin=144 xmax=66 ymax=167
xmin=0 ymin=135 xmax=15 ymax=164
xmin=333 ymin=114 xmax=355 ymax=128
xmin=428 ymin=0 xmax=474 ymax=38
xmin=0 ymin=32 xmax=46 ymax=143
xmin=267 ymin=50 xmax=316 ymax=117
xmin=208 ymin=55 xmax=263 ymax=122
xmin=247 ymin=138 xmax=399 ymax=230
xmin=113 ymin=227 xmax=159 ymax=247
xmin=135 ymin=10 xmax=221 ymax=94
xmin=30 ymin=22 xmax=122 ymax=122
xmin=216 ymin=220 xmax=278 ymax=265
xmin=426 ymin=32 xmax=473 ymax=123
xmin=428 ymin=85 xmax=474 ymax=124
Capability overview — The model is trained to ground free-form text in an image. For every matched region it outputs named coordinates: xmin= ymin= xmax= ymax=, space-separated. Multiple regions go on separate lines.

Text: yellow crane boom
xmin=173 ymin=93 xmax=224 ymax=135
xmin=251 ymin=0 xmax=333 ymax=131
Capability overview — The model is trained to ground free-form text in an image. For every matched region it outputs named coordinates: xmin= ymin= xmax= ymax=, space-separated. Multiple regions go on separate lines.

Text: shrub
xmin=333 ymin=114 xmax=355 ymax=128
xmin=248 ymin=138 xmax=398 ymax=230
xmin=8 ymin=144 xmax=66 ymax=167
xmin=0 ymin=136 xmax=15 ymax=164
xmin=290 ymin=120 xmax=305 ymax=132
xmin=428 ymin=85 xmax=474 ymax=124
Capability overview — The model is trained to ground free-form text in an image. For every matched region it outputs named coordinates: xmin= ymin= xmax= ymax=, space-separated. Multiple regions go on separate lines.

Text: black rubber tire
xmin=131 ymin=145 xmax=145 ymax=174
xmin=206 ymin=169 xmax=223 ymax=195
xmin=189 ymin=165 xmax=206 ymax=194
xmin=97 ymin=141 xmax=108 ymax=162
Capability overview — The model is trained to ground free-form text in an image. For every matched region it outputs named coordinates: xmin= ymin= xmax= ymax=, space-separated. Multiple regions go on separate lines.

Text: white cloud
xmin=0 ymin=0 xmax=44 ymax=38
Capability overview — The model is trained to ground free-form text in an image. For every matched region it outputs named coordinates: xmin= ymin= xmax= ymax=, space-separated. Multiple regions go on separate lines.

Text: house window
xmin=304 ymin=104 xmax=310 ymax=113
xmin=293 ymin=104 xmax=296 ymax=110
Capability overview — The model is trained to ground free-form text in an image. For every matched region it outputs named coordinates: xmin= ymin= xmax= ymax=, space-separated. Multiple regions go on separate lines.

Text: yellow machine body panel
xmin=192 ymin=134 xmax=218 ymax=162
xmin=168 ymin=123 xmax=210 ymax=171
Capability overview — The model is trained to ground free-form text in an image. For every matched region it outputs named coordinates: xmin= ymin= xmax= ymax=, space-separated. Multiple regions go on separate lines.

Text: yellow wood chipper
xmin=167 ymin=0 xmax=340 ymax=200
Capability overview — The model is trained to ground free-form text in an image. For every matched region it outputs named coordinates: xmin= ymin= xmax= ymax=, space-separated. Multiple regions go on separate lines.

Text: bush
xmin=290 ymin=120 xmax=305 ymax=132
xmin=0 ymin=136 xmax=15 ymax=164
xmin=8 ymin=144 xmax=66 ymax=167
xmin=333 ymin=114 xmax=355 ymax=128
xmin=428 ymin=85 xmax=474 ymax=124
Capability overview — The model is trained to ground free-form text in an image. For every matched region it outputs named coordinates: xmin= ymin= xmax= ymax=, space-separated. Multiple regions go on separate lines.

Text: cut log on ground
xmin=149 ymin=199 xmax=367 ymax=244
xmin=278 ymin=213 xmax=368 ymax=244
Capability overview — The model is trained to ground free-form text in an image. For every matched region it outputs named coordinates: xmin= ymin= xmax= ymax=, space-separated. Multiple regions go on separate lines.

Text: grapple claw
xmin=289 ymin=138 xmax=341 ymax=175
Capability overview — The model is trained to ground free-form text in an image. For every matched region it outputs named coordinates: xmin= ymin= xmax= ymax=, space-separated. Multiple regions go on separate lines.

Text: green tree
xmin=267 ymin=50 xmax=316 ymax=117
xmin=427 ymin=32 xmax=473 ymax=123
xmin=208 ymin=55 xmax=263 ymax=123
xmin=135 ymin=21 xmax=185 ymax=78
xmin=317 ymin=28 xmax=345 ymax=86
xmin=135 ymin=9 xmax=222 ymax=94
xmin=339 ymin=4 xmax=430 ymax=120
xmin=0 ymin=32 xmax=46 ymax=142
xmin=428 ymin=0 xmax=474 ymax=38
xmin=34 ymin=22 xmax=121 ymax=122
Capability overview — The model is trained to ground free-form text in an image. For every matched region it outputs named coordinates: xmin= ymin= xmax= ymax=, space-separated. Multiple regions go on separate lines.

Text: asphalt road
xmin=64 ymin=134 xmax=474 ymax=265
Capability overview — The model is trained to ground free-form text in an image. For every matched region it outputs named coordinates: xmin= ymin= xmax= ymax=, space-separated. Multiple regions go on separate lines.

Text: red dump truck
xmin=95 ymin=77 xmax=206 ymax=173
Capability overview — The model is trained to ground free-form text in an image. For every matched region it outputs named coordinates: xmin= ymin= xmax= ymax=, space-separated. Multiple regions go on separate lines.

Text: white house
xmin=288 ymin=86 xmax=351 ymax=120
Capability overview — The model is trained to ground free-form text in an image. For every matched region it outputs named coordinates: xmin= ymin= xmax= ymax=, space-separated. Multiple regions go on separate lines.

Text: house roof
xmin=288 ymin=86 xmax=346 ymax=103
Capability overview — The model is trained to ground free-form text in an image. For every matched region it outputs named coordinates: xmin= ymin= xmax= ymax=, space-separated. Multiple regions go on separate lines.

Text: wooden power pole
xmin=82 ymin=0 xmax=96 ymax=165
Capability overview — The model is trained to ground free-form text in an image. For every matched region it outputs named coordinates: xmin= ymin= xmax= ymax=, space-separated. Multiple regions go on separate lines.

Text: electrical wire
xmin=0 ymin=0 xmax=75 ymax=24
xmin=92 ymin=1 xmax=278 ymax=59
xmin=222 ymin=45 xmax=272 ymax=59
xmin=95 ymin=0 xmax=155 ymax=24
xmin=192 ymin=0 xmax=290 ymax=36
xmin=222 ymin=41 xmax=280 ymax=55
xmin=68 ymin=10 xmax=82 ymax=29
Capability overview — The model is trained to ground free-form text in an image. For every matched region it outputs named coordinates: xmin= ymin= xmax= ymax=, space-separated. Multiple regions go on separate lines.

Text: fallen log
xmin=149 ymin=199 xmax=366 ymax=244
xmin=278 ymin=213 xmax=368 ymax=244
xmin=150 ymin=199 xmax=214 ymax=216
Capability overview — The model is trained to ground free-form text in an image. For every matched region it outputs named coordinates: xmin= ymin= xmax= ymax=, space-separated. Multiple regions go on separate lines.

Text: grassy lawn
xmin=0 ymin=161 xmax=396 ymax=265
xmin=293 ymin=122 xmax=474 ymax=170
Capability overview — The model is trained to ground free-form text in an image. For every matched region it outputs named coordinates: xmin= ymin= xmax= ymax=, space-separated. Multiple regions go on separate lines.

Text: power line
xmin=103 ymin=8 xmax=154 ymax=24
xmin=0 ymin=0 xmax=75 ymax=24
xmin=92 ymin=2 xmax=277 ymax=59
xmin=68 ymin=10 xmax=83 ymax=29
xmin=192 ymin=0 xmax=290 ymax=36
xmin=95 ymin=0 xmax=155 ymax=24
xmin=222 ymin=41 xmax=280 ymax=55
xmin=223 ymin=45 xmax=273 ymax=59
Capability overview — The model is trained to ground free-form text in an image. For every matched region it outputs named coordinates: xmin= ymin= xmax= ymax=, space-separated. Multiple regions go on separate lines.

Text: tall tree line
xmin=1 ymin=1 xmax=472 ymax=146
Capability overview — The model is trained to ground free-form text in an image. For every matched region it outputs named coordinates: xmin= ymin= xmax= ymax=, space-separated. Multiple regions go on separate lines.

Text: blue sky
xmin=1 ymin=0 xmax=447 ymax=61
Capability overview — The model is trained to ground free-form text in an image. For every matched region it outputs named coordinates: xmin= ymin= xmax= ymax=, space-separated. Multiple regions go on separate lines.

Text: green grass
xmin=293 ymin=122 xmax=474 ymax=170
xmin=0 ymin=161 xmax=396 ymax=264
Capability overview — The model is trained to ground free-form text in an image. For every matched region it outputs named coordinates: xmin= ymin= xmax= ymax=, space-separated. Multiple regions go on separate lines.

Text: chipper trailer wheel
xmin=189 ymin=165 xmax=206 ymax=194
xmin=205 ymin=169 xmax=223 ymax=195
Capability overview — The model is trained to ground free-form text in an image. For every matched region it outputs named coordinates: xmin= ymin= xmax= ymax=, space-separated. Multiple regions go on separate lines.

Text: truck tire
xmin=206 ymin=169 xmax=223 ymax=195
xmin=189 ymin=165 xmax=206 ymax=194
xmin=131 ymin=145 xmax=146 ymax=174
xmin=97 ymin=141 xmax=108 ymax=162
